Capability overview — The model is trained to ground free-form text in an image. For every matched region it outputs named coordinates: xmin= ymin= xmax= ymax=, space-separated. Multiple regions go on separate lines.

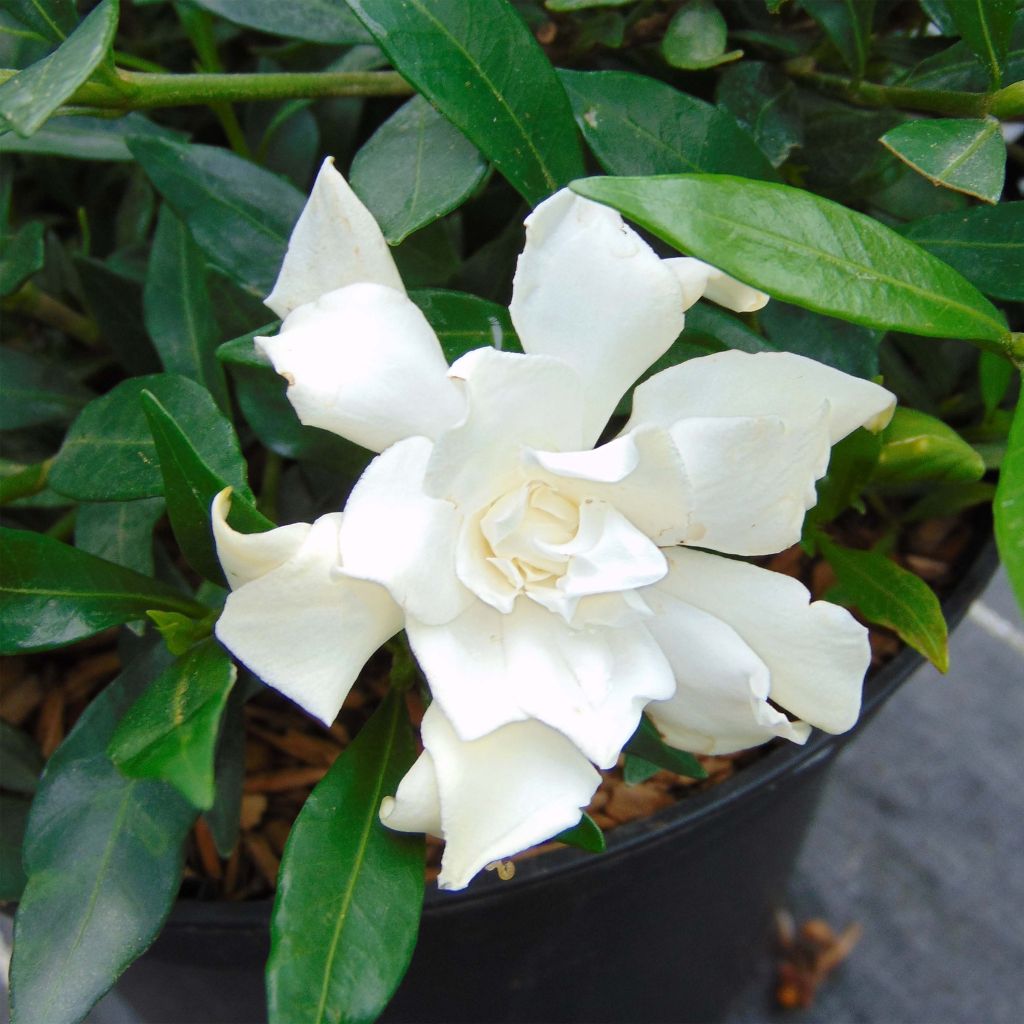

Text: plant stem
xmin=783 ymin=62 xmax=1018 ymax=118
xmin=3 ymin=283 xmax=100 ymax=346
xmin=0 ymin=67 xmax=412 ymax=112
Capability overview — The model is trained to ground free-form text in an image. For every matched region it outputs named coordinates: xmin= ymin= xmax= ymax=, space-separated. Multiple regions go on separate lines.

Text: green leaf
xmin=560 ymin=69 xmax=777 ymax=182
xmin=409 ymin=287 xmax=520 ymax=362
xmin=571 ymin=174 xmax=1009 ymax=346
xmin=880 ymin=117 xmax=1005 ymax=204
xmin=0 ymin=112 xmax=180 ymax=161
xmin=902 ymin=480 xmax=996 ymax=523
xmin=872 ymin=407 xmax=985 ymax=485
xmin=678 ymin=302 xmax=771 ymax=356
xmin=623 ymin=753 xmax=661 ymax=786
xmin=0 ymin=795 xmax=30 ymax=900
xmin=75 ymin=497 xmax=165 ymax=577
xmin=267 ymin=688 xmax=424 ymax=1024
xmin=662 ymin=0 xmax=742 ymax=70
xmin=350 ymin=94 xmax=489 ymax=244
xmin=546 ymin=0 xmax=634 ymax=10
xmin=9 ymin=644 xmax=196 ymax=1024
xmin=50 ymin=374 xmax=253 ymax=502
xmin=0 ymin=527 xmax=206 ymax=654
xmin=108 ymin=638 xmax=236 ymax=809
xmin=820 ymin=538 xmax=949 ymax=671
xmin=0 ymin=345 xmax=92 ymax=430
xmin=203 ymin=678 xmax=249 ymax=857
xmin=995 ymin=390 xmax=1024 ymax=615
xmin=555 ymin=811 xmax=606 ymax=853
xmin=129 ymin=137 xmax=304 ymax=296
xmin=804 ymin=427 xmax=882 ymax=531
xmin=144 ymin=205 xmax=230 ymax=413
xmin=715 ymin=61 xmax=803 ymax=168
xmin=0 ymin=0 xmax=118 ymax=137
xmin=801 ymin=0 xmax=875 ymax=76
xmin=904 ymin=13 xmax=1024 ymax=92
xmin=946 ymin=0 xmax=1017 ymax=88
xmin=191 ymin=0 xmax=371 ymax=43
xmin=0 ymin=219 xmax=44 ymax=295
xmin=0 ymin=720 xmax=44 ymax=795
xmin=346 ymin=0 xmax=585 ymax=205
xmin=625 ymin=717 xmax=707 ymax=780
xmin=141 ymin=388 xmax=272 ymax=585
xmin=1 ymin=0 xmax=77 ymax=44
xmin=899 ymin=203 xmax=1024 ymax=302
xmin=979 ymin=351 xmax=1014 ymax=418
xmin=759 ymin=300 xmax=882 ymax=378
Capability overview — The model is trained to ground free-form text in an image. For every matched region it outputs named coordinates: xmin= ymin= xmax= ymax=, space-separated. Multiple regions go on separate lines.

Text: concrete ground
xmin=2 ymin=571 xmax=1022 ymax=1024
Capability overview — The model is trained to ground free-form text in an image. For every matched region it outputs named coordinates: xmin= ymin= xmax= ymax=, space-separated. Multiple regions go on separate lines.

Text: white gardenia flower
xmin=213 ymin=158 xmax=896 ymax=891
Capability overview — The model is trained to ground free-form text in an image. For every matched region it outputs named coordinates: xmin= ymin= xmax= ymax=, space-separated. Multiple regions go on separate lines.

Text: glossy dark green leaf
xmin=347 ymin=0 xmax=584 ymax=204
xmin=625 ymin=717 xmax=707 ymax=780
xmin=759 ymin=300 xmax=882 ymax=378
xmin=192 ymin=0 xmax=371 ymax=43
xmin=946 ymin=0 xmax=1017 ymax=88
xmin=679 ymin=302 xmax=770 ymax=356
xmin=979 ymin=351 xmax=1014 ymax=418
xmin=571 ymin=174 xmax=1009 ymax=346
xmin=905 ymin=14 xmax=1024 ymax=92
xmin=555 ymin=811 xmax=605 ymax=853
xmin=0 ymin=720 xmax=44 ymax=795
xmin=715 ymin=61 xmax=803 ymax=168
xmin=141 ymin=389 xmax=271 ymax=585
xmin=821 ymin=538 xmax=949 ymax=671
xmin=560 ymin=69 xmax=777 ymax=182
xmin=9 ymin=644 xmax=196 ymax=1024
xmin=804 ymin=427 xmax=882 ymax=531
xmin=1 ymin=0 xmax=77 ymax=44
xmin=0 ymin=0 xmax=118 ymax=137
xmin=74 ymin=254 xmax=161 ymax=375
xmin=267 ymin=688 xmax=424 ymax=1024
xmin=0 ymin=795 xmax=30 ymax=900
xmin=350 ymin=95 xmax=488 ymax=244
xmin=899 ymin=203 xmax=1024 ymax=302
xmin=0 ymin=113 xmax=180 ymax=161
xmin=0 ymin=345 xmax=92 ymax=430
xmin=801 ymin=0 xmax=875 ymax=76
xmin=880 ymin=117 xmax=1005 ymax=204
xmin=662 ymin=0 xmax=741 ymax=70
xmin=0 ymin=528 xmax=206 ymax=654
xmin=144 ymin=205 xmax=230 ymax=413
xmin=995 ymin=392 xmax=1024 ymax=614
xmin=108 ymin=638 xmax=236 ymax=809
xmin=75 ymin=497 xmax=165 ymax=577
xmin=203 ymin=678 xmax=249 ymax=857
xmin=391 ymin=217 xmax=461 ymax=289
xmin=409 ymin=288 xmax=520 ymax=362
xmin=50 ymin=374 xmax=253 ymax=502
xmin=872 ymin=407 xmax=985 ymax=485
xmin=0 ymin=219 xmax=44 ymax=295
xmin=129 ymin=137 xmax=304 ymax=296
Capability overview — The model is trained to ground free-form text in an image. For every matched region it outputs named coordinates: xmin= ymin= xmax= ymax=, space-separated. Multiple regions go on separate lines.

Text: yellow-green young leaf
xmin=625 ymin=716 xmax=707 ymax=780
xmin=821 ymin=539 xmax=949 ymax=672
xmin=267 ymin=689 xmax=424 ymax=1024
xmin=346 ymin=0 xmax=585 ymax=205
xmin=995 ymin=392 xmax=1024 ymax=614
xmin=571 ymin=174 xmax=1009 ymax=347
xmin=872 ymin=407 xmax=986 ymax=486
xmin=0 ymin=0 xmax=118 ymax=137
xmin=880 ymin=118 xmax=1006 ymax=204
xmin=555 ymin=811 xmax=606 ymax=853
xmin=108 ymin=638 xmax=236 ymax=809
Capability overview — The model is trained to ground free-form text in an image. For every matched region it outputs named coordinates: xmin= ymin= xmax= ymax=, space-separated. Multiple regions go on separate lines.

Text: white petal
xmin=338 ymin=436 xmax=471 ymax=626
xmin=258 ymin=283 xmax=465 ymax=453
xmin=211 ymin=488 xmax=310 ymax=590
xmin=214 ymin=512 xmax=403 ymax=725
xmin=644 ymin=589 xmax=811 ymax=755
xmin=406 ymin=598 xmax=675 ymax=769
xmin=379 ymin=749 xmax=442 ymax=837
xmin=629 ymin=349 xmax=896 ymax=443
xmin=652 ymin=547 xmax=869 ymax=734
xmin=525 ymin=427 xmax=694 ymax=546
xmin=509 ymin=190 xmax=686 ymax=446
xmin=393 ymin=704 xmax=600 ymax=890
xmin=265 ymin=157 xmax=404 ymax=318
xmin=664 ymin=257 xmax=769 ymax=313
xmin=424 ymin=347 xmax=586 ymax=509
xmin=667 ymin=410 xmax=831 ymax=556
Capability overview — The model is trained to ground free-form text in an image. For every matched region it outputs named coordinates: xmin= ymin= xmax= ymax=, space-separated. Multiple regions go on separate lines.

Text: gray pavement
xmin=2 ymin=571 xmax=1022 ymax=1024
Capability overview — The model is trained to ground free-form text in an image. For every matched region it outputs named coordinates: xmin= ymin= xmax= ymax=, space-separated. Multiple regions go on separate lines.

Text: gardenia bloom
xmin=213 ymin=158 xmax=896 ymax=890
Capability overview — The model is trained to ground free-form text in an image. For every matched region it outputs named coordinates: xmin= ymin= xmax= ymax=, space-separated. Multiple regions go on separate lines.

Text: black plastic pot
xmin=109 ymin=540 xmax=999 ymax=1024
